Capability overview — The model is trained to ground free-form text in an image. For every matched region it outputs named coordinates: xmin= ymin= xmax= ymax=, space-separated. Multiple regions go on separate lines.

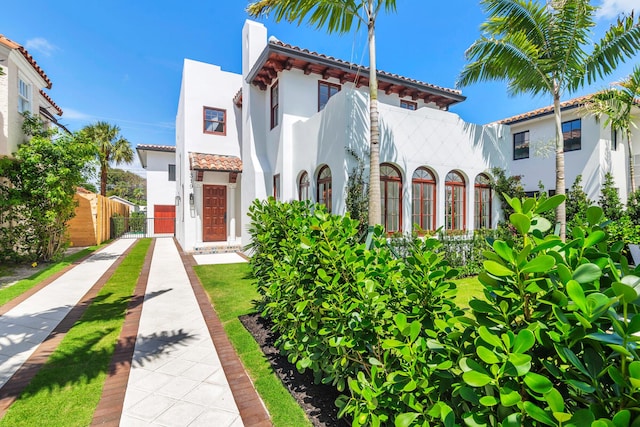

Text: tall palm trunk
xmin=367 ymin=0 xmax=381 ymax=227
xmin=553 ymin=86 xmax=566 ymax=241
xmin=628 ymin=129 xmax=636 ymax=192
xmin=100 ymin=160 xmax=108 ymax=196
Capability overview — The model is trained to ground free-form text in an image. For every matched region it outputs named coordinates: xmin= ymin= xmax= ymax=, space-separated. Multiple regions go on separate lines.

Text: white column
xmin=228 ymin=183 xmax=237 ymax=242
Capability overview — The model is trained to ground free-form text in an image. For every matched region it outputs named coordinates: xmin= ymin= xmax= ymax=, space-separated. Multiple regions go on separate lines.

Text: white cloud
xmin=61 ymin=107 xmax=93 ymax=121
xmin=25 ymin=37 xmax=58 ymax=57
xmin=597 ymin=0 xmax=637 ymax=19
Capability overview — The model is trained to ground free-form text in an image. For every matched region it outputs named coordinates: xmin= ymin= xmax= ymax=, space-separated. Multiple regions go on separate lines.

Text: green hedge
xmin=247 ymin=197 xmax=640 ymax=426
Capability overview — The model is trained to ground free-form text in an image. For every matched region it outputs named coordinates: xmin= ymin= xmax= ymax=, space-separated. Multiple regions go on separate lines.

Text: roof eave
xmin=247 ymin=42 xmax=466 ymax=105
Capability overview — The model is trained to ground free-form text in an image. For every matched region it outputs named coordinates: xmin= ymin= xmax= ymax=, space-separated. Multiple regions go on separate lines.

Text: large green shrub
xmin=247 ymin=196 xmax=640 ymax=426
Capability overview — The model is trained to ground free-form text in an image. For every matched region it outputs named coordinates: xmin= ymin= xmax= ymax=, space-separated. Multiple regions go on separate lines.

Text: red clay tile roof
xmin=136 ymin=144 xmax=176 ymax=152
xmin=0 ymin=35 xmax=52 ymax=89
xmin=247 ymin=40 xmax=465 ymax=109
xmin=233 ymin=89 xmax=243 ymax=108
xmin=189 ymin=152 xmax=242 ymax=172
xmin=39 ymin=89 xmax=62 ymax=116
xmin=498 ymin=95 xmax=594 ymax=125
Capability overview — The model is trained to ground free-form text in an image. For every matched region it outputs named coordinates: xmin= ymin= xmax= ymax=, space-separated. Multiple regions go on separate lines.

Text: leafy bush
xmin=247 ymin=195 xmax=640 ymax=426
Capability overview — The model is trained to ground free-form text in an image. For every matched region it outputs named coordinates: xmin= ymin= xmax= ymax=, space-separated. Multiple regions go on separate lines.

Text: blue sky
xmin=2 ymin=0 xmax=638 ymax=175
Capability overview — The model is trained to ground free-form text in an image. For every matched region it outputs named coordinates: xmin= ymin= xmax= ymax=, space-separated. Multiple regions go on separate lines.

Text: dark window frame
xmin=318 ymin=81 xmax=341 ymax=111
xmin=317 ymin=165 xmax=332 ymax=212
xmin=168 ymin=164 xmax=176 ymax=182
xmin=273 ymin=174 xmax=281 ymax=200
xmin=203 ymin=106 xmax=226 ymax=135
xmin=445 ymin=171 xmax=466 ymax=231
xmin=380 ymin=163 xmax=403 ymax=233
xmin=400 ymin=99 xmax=417 ymax=111
xmin=563 ymin=118 xmax=581 ymax=152
xmin=474 ymin=173 xmax=492 ymax=229
xmin=513 ymin=130 xmax=530 ymax=160
xmin=298 ymin=171 xmax=310 ymax=201
xmin=270 ymin=80 xmax=279 ymax=129
xmin=412 ymin=167 xmax=436 ymax=233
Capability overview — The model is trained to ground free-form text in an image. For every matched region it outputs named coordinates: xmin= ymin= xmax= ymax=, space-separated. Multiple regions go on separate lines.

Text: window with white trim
xmin=18 ymin=77 xmax=32 ymax=113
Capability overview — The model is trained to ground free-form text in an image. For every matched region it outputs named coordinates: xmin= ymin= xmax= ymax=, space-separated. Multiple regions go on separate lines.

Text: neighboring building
xmin=107 ymin=195 xmax=144 ymax=213
xmin=136 ymin=144 xmax=177 ymax=235
xmin=0 ymin=34 xmax=64 ymax=157
xmin=499 ymin=96 xmax=640 ymax=203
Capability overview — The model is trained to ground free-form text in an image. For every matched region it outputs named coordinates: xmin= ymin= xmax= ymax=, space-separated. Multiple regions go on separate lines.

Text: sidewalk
xmin=0 ymin=238 xmax=135 ymax=390
xmin=119 ymin=238 xmax=245 ymax=426
xmin=0 ymin=237 xmax=271 ymax=426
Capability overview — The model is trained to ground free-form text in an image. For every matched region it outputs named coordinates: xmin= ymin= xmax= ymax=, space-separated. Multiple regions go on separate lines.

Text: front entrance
xmin=203 ymin=185 xmax=227 ymax=242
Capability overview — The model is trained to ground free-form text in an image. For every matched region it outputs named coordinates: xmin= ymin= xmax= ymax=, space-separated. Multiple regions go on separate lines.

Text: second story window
xmin=318 ymin=81 xmax=340 ymax=111
xmin=203 ymin=107 xmax=226 ymax=135
xmin=271 ymin=81 xmax=279 ymax=129
xmin=563 ymin=119 xmax=581 ymax=152
xmin=168 ymin=164 xmax=176 ymax=182
xmin=400 ymin=100 xmax=417 ymax=110
xmin=513 ymin=130 xmax=530 ymax=160
xmin=18 ymin=77 xmax=32 ymax=113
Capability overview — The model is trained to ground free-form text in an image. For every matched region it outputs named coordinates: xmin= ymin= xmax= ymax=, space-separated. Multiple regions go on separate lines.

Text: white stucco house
xmin=498 ymin=96 xmax=640 ymax=203
xmin=140 ymin=19 xmax=640 ymax=254
xmin=0 ymin=34 xmax=65 ymax=157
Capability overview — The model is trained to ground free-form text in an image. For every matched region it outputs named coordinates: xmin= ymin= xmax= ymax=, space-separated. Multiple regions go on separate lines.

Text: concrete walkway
xmin=0 ymin=237 xmax=271 ymax=426
xmin=0 ymin=238 xmax=135 ymax=389
xmin=120 ymin=238 xmax=243 ymax=426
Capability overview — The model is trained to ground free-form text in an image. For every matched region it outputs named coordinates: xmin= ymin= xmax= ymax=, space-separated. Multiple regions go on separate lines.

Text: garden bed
xmin=240 ymin=313 xmax=349 ymax=427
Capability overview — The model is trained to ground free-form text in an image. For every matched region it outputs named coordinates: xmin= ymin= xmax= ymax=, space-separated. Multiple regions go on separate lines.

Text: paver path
xmin=120 ymin=238 xmax=243 ymax=427
xmin=0 ymin=238 xmax=135 ymax=389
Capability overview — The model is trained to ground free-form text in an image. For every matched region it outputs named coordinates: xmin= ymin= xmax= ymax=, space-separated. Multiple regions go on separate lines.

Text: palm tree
xmin=82 ymin=121 xmax=133 ymax=196
xmin=458 ymin=0 xmax=640 ymax=240
xmin=585 ymin=65 xmax=640 ymax=192
xmin=247 ymin=0 xmax=397 ymax=228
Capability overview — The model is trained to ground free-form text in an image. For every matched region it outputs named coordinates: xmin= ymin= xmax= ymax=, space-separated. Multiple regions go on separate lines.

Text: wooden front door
xmin=154 ymin=205 xmax=175 ymax=234
xmin=203 ymin=185 xmax=227 ymax=242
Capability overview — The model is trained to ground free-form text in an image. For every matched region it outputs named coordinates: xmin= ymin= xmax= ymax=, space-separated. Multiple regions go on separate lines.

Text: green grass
xmin=0 ymin=245 xmax=105 ymax=307
xmin=0 ymin=238 xmax=152 ymax=427
xmin=453 ymin=275 xmax=484 ymax=308
xmin=194 ymin=263 xmax=312 ymax=427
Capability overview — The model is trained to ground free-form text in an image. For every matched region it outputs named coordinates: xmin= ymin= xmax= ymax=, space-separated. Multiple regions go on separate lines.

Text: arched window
xmin=445 ymin=171 xmax=466 ymax=230
xmin=380 ymin=163 xmax=402 ymax=233
xmin=298 ymin=171 xmax=310 ymax=201
xmin=475 ymin=174 xmax=492 ymax=229
xmin=317 ymin=166 xmax=332 ymax=212
xmin=412 ymin=167 xmax=436 ymax=232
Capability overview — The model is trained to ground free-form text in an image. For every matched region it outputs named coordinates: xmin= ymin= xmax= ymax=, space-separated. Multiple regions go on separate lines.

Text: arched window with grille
xmin=317 ymin=165 xmax=332 ymax=212
xmin=380 ymin=163 xmax=402 ymax=233
xmin=475 ymin=173 xmax=492 ymax=229
xmin=298 ymin=171 xmax=310 ymax=201
xmin=412 ymin=167 xmax=436 ymax=232
xmin=445 ymin=171 xmax=466 ymax=231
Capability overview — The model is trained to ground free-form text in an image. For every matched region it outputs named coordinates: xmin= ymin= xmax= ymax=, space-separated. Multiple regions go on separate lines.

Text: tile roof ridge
xmin=0 ymin=34 xmax=52 ymax=89
xmin=268 ymin=39 xmax=461 ymax=96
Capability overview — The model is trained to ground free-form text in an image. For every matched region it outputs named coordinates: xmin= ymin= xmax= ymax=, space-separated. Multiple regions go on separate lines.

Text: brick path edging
xmin=0 ymin=241 xmax=134 ymax=419
xmin=176 ymin=240 xmax=272 ymax=427
xmin=91 ymin=239 xmax=155 ymax=426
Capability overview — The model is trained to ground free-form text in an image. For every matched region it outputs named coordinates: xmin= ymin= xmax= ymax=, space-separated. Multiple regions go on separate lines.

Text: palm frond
xmin=247 ymin=0 xmax=369 ymax=33
xmin=584 ymin=12 xmax=640 ymax=87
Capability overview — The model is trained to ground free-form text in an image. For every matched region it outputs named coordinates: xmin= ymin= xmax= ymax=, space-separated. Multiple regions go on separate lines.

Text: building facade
xmin=141 ymin=19 xmax=640 ymax=253
xmin=0 ymin=34 xmax=63 ymax=157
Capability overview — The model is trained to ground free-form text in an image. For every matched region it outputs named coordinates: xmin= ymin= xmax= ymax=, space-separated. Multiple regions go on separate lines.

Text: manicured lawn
xmin=0 ymin=239 xmax=151 ymax=427
xmin=453 ymin=275 xmax=484 ymax=308
xmin=194 ymin=263 xmax=312 ymax=427
xmin=0 ymin=245 xmax=104 ymax=307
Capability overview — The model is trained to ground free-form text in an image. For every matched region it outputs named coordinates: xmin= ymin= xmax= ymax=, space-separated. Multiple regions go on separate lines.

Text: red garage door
xmin=154 ymin=205 xmax=175 ymax=234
